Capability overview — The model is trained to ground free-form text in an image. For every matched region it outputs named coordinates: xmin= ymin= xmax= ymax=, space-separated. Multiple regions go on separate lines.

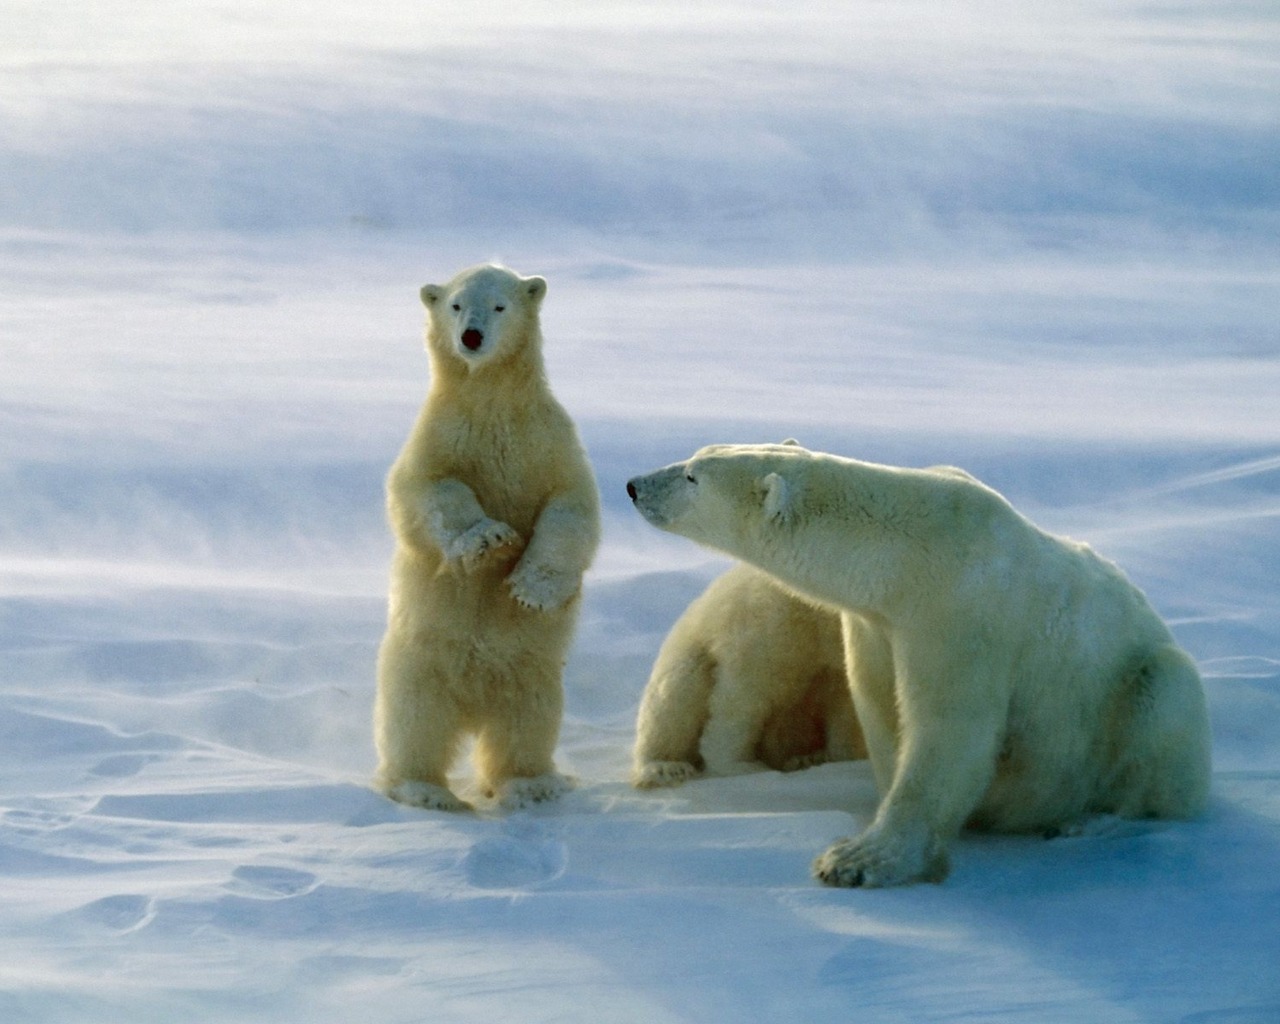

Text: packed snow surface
xmin=2 ymin=2 xmax=1278 ymax=1021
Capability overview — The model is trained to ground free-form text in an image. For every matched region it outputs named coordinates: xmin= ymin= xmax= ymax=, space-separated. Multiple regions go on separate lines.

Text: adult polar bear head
xmin=627 ymin=441 xmax=1210 ymax=887
xmin=626 ymin=441 xmax=959 ymax=607
xmin=420 ymin=264 xmax=548 ymax=371
xmin=627 ymin=441 xmax=810 ymax=536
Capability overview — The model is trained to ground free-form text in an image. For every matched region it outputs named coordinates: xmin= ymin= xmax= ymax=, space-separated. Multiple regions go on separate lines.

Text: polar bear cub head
xmin=627 ymin=441 xmax=809 ymax=552
xmin=420 ymin=263 xmax=548 ymax=369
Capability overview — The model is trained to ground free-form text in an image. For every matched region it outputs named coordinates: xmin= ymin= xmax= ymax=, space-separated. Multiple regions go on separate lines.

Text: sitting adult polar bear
xmin=627 ymin=443 xmax=1211 ymax=887
xmin=374 ymin=264 xmax=600 ymax=812
xmin=633 ymin=562 xmax=866 ymax=787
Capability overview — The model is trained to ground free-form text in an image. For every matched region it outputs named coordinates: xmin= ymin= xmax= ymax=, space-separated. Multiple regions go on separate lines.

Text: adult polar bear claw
xmin=627 ymin=442 xmax=1211 ymax=887
xmin=374 ymin=264 xmax=600 ymax=811
xmin=632 ymin=562 xmax=865 ymax=786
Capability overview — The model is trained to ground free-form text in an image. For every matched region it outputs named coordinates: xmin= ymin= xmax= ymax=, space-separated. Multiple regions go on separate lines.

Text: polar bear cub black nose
xmin=626 ymin=481 xmax=638 ymax=501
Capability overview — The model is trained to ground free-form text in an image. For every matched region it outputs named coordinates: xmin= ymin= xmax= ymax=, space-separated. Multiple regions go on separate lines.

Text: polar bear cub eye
xmin=494 ymin=305 xmax=505 ymax=312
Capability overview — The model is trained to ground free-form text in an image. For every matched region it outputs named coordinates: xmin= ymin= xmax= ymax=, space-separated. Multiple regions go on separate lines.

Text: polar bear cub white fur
xmin=627 ymin=442 xmax=1210 ymax=886
xmin=633 ymin=562 xmax=865 ymax=787
xmin=374 ymin=264 xmax=600 ymax=812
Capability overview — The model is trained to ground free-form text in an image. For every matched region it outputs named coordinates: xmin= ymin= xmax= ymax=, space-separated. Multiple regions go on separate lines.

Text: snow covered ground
xmin=1 ymin=1 xmax=1278 ymax=1021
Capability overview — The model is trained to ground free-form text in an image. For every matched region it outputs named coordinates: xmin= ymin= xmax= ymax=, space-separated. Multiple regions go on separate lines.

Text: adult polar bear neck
xmin=726 ymin=448 xmax=925 ymax=613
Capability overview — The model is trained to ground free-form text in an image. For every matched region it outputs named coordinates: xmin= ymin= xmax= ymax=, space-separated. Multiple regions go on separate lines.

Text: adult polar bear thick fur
xmin=633 ymin=563 xmax=866 ymax=787
xmin=374 ymin=264 xmax=600 ymax=812
xmin=627 ymin=443 xmax=1211 ymax=887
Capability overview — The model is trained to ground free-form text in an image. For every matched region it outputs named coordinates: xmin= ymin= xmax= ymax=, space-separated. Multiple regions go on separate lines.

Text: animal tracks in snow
xmin=78 ymin=893 xmax=157 ymax=933
xmin=89 ymin=752 xmax=163 ymax=778
xmin=462 ymin=819 xmax=569 ymax=890
xmin=227 ymin=864 xmax=321 ymax=900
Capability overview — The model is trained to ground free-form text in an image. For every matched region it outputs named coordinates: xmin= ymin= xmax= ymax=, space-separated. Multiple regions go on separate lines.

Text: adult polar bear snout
xmin=627 ymin=464 xmax=694 ymax=529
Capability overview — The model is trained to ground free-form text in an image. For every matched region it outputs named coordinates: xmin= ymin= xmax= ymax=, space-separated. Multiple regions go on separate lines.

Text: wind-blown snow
xmin=1 ymin=1 xmax=1278 ymax=1021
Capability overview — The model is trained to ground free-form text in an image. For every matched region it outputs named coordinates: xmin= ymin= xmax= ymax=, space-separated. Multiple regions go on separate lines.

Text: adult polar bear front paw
xmin=632 ymin=760 xmax=700 ymax=789
xmin=506 ymin=561 xmax=578 ymax=611
xmin=812 ymin=826 xmax=949 ymax=888
xmin=446 ymin=517 xmax=522 ymax=572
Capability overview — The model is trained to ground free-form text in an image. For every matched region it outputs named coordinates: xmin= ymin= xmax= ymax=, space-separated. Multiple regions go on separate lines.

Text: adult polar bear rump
xmin=633 ymin=562 xmax=865 ymax=788
xmin=374 ymin=264 xmax=600 ymax=812
xmin=627 ymin=443 xmax=1210 ymax=887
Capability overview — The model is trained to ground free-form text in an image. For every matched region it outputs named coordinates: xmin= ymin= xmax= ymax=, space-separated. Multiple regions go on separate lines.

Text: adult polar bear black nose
xmin=626 ymin=481 xmax=638 ymax=501
xmin=462 ymin=328 xmax=484 ymax=351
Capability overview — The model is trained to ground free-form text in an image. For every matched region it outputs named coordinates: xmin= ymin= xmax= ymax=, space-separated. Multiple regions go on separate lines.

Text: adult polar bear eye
xmin=685 ymin=473 xmax=696 ymax=483
xmin=451 ymin=303 xmax=461 ymax=311
xmin=494 ymin=305 xmax=505 ymax=312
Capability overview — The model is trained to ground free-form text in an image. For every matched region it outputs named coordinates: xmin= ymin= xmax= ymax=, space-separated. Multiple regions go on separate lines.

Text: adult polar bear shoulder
xmin=374 ymin=264 xmax=600 ymax=812
xmin=627 ymin=443 xmax=1210 ymax=887
xmin=633 ymin=562 xmax=865 ymax=788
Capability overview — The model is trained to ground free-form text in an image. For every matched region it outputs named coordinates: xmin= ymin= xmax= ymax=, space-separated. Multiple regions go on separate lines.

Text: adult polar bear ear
xmin=761 ymin=472 xmax=793 ymax=523
xmin=759 ymin=440 xmax=802 ymax=522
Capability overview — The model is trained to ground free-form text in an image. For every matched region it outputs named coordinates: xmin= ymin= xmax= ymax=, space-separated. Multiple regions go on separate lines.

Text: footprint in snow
xmin=226 ymin=865 xmax=320 ymax=899
xmin=80 ymin=894 xmax=156 ymax=933
xmin=463 ymin=819 xmax=568 ymax=890
xmin=89 ymin=753 xmax=158 ymax=778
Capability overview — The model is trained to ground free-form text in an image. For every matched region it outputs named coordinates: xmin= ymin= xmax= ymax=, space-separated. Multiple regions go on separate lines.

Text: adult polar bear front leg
xmin=815 ymin=622 xmax=1008 ymax=886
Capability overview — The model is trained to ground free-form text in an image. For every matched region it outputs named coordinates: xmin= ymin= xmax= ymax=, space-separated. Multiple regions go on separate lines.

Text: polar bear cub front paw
xmin=447 ymin=518 xmax=522 ymax=571
xmin=506 ymin=561 xmax=578 ymax=611
xmin=812 ymin=823 xmax=949 ymax=888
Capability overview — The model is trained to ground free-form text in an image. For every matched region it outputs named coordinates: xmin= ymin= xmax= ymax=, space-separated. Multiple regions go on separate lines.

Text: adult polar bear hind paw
xmin=373 ymin=264 xmax=600 ymax=812
xmin=626 ymin=442 xmax=1210 ymax=887
xmin=632 ymin=562 xmax=865 ymax=787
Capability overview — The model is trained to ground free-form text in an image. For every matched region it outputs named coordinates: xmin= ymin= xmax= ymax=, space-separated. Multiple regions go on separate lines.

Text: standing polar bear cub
xmin=627 ymin=443 xmax=1210 ymax=886
xmin=633 ymin=562 xmax=865 ymax=787
xmin=374 ymin=264 xmax=600 ymax=812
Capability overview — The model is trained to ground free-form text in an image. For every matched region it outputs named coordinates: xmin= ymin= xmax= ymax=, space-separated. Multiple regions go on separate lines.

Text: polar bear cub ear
xmin=780 ymin=438 xmax=801 ymax=447
xmin=761 ymin=472 xmax=793 ymax=523
xmin=419 ymin=284 xmax=443 ymax=308
xmin=522 ymin=275 xmax=548 ymax=303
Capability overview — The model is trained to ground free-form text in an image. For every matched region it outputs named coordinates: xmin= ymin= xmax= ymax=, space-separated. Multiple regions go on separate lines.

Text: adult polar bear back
xmin=374 ymin=264 xmax=600 ymax=812
xmin=627 ymin=443 xmax=1210 ymax=887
